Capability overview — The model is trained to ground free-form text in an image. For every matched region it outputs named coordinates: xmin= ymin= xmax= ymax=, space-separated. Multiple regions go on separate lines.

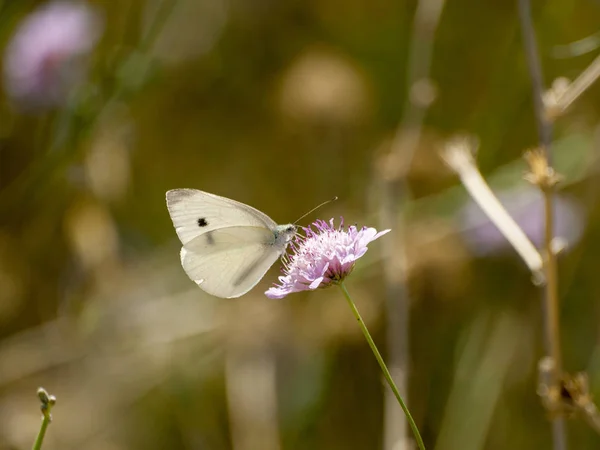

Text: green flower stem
xmin=32 ymin=388 xmax=56 ymax=450
xmin=339 ymin=282 xmax=425 ymax=450
xmin=32 ymin=416 xmax=50 ymax=450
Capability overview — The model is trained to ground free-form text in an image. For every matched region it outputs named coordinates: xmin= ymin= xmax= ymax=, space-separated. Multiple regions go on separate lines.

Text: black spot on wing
xmin=197 ymin=217 xmax=208 ymax=227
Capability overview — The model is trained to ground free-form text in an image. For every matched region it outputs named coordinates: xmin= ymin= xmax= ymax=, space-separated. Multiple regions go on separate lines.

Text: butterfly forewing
xmin=166 ymin=189 xmax=277 ymax=246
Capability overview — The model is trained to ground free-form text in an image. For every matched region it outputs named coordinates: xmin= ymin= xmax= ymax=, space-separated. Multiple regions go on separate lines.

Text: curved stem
xmin=338 ymin=282 xmax=425 ymax=450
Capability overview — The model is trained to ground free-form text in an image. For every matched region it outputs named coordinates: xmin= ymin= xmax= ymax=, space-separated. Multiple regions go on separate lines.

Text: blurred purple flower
xmin=265 ymin=219 xmax=390 ymax=299
xmin=4 ymin=1 xmax=102 ymax=109
xmin=460 ymin=188 xmax=586 ymax=256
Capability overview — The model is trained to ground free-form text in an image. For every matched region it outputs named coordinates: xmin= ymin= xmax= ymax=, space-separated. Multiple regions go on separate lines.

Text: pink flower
xmin=265 ymin=219 xmax=390 ymax=299
xmin=460 ymin=188 xmax=586 ymax=256
xmin=4 ymin=1 xmax=102 ymax=109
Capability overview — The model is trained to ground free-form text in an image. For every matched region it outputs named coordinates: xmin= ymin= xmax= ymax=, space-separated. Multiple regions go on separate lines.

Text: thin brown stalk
xmin=517 ymin=0 xmax=566 ymax=448
xmin=518 ymin=0 xmax=552 ymax=155
xmin=542 ymin=190 xmax=562 ymax=372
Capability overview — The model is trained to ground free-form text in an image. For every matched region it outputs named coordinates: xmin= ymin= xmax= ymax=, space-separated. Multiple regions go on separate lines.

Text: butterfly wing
xmin=166 ymin=189 xmax=278 ymax=245
xmin=180 ymin=226 xmax=284 ymax=298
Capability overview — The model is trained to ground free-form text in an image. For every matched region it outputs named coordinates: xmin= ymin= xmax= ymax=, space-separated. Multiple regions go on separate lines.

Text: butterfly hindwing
xmin=180 ymin=226 xmax=283 ymax=298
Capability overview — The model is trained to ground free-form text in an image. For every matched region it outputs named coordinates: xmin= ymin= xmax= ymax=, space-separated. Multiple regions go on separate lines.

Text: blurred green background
xmin=1 ymin=0 xmax=600 ymax=449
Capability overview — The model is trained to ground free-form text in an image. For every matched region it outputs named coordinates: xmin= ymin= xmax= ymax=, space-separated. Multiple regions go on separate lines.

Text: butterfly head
xmin=274 ymin=224 xmax=297 ymax=246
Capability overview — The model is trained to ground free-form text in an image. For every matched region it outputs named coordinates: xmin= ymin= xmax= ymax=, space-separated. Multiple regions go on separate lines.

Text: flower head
xmin=265 ymin=218 xmax=390 ymax=299
xmin=4 ymin=1 xmax=103 ymax=109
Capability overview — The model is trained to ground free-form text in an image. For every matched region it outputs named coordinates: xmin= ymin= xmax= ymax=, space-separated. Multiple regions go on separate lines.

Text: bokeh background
xmin=1 ymin=0 xmax=600 ymax=449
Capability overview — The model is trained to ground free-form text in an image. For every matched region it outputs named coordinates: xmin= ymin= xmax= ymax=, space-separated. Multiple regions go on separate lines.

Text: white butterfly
xmin=166 ymin=189 xmax=297 ymax=298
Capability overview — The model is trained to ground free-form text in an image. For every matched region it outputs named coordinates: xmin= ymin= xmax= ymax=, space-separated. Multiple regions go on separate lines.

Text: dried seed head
xmin=524 ymin=148 xmax=563 ymax=190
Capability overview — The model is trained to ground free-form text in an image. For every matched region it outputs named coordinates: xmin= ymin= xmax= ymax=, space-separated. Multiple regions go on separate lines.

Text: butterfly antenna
xmin=293 ymin=196 xmax=338 ymax=225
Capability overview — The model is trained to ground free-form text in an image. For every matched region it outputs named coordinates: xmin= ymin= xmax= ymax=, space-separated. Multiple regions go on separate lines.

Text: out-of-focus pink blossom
xmin=460 ymin=188 xmax=586 ymax=256
xmin=3 ymin=1 xmax=102 ymax=109
xmin=266 ymin=219 xmax=390 ymax=299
